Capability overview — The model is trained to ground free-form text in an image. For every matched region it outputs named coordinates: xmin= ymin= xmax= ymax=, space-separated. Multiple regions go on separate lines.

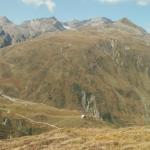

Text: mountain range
xmin=0 ymin=16 xmax=149 ymax=48
xmin=0 ymin=16 xmax=150 ymax=149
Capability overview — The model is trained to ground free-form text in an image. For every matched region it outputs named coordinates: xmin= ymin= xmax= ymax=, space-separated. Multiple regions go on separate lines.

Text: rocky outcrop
xmin=81 ymin=91 xmax=100 ymax=120
xmin=64 ymin=17 xmax=113 ymax=29
xmin=21 ymin=17 xmax=65 ymax=37
xmin=0 ymin=115 xmax=47 ymax=139
xmin=0 ymin=16 xmax=65 ymax=48
xmin=72 ymin=84 xmax=100 ymax=120
xmin=0 ymin=27 xmax=12 ymax=48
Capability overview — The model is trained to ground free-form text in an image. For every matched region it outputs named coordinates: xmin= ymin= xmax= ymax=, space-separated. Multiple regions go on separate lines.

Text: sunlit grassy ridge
xmin=0 ymin=126 xmax=150 ymax=150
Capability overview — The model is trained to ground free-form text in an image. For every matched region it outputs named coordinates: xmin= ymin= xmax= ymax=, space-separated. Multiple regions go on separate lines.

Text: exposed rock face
xmin=0 ymin=16 xmax=13 ymax=26
xmin=64 ymin=17 xmax=113 ymax=29
xmin=118 ymin=17 xmax=146 ymax=34
xmin=64 ymin=17 xmax=147 ymax=36
xmin=0 ymin=27 xmax=12 ymax=48
xmin=112 ymin=20 xmax=146 ymax=35
xmin=21 ymin=17 xmax=65 ymax=37
xmin=0 ymin=115 xmax=46 ymax=139
xmin=22 ymin=17 xmax=64 ymax=30
xmin=0 ymin=16 xmax=148 ymax=49
xmin=81 ymin=91 xmax=100 ymax=120
xmin=0 ymin=16 xmax=65 ymax=47
xmin=72 ymin=84 xmax=100 ymax=120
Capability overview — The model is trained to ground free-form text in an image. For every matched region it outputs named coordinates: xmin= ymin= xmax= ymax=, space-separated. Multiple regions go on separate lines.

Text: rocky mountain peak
xmin=0 ymin=16 xmax=12 ymax=25
xmin=64 ymin=17 xmax=113 ymax=29
xmin=119 ymin=17 xmax=146 ymax=32
xmin=119 ymin=17 xmax=138 ymax=28
xmin=21 ymin=17 xmax=65 ymax=32
xmin=87 ymin=17 xmax=113 ymax=24
xmin=0 ymin=16 xmax=148 ymax=49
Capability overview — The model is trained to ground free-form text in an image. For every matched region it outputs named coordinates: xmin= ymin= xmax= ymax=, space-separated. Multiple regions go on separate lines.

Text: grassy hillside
xmin=1 ymin=126 xmax=150 ymax=150
xmin=0 ymin=30 xmax=150 ymax=126
xmin=0 ymin=95 xmax=109 ymax=139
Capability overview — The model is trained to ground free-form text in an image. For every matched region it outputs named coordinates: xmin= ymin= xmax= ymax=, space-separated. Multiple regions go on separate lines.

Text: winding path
xmin=0 ymin=93 xmax=60 ymax=129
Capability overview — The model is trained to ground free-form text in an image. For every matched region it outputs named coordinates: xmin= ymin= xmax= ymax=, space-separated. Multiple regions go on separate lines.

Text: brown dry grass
xmin=0 ymin=31 xmax=150 ymax=126
xmin=0 ymin=126 xmax=150 ymax=150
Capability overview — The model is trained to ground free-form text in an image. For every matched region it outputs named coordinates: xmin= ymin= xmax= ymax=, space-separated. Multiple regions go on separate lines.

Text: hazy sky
xmin=0 ymin=0 xmax=150 ymax=31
